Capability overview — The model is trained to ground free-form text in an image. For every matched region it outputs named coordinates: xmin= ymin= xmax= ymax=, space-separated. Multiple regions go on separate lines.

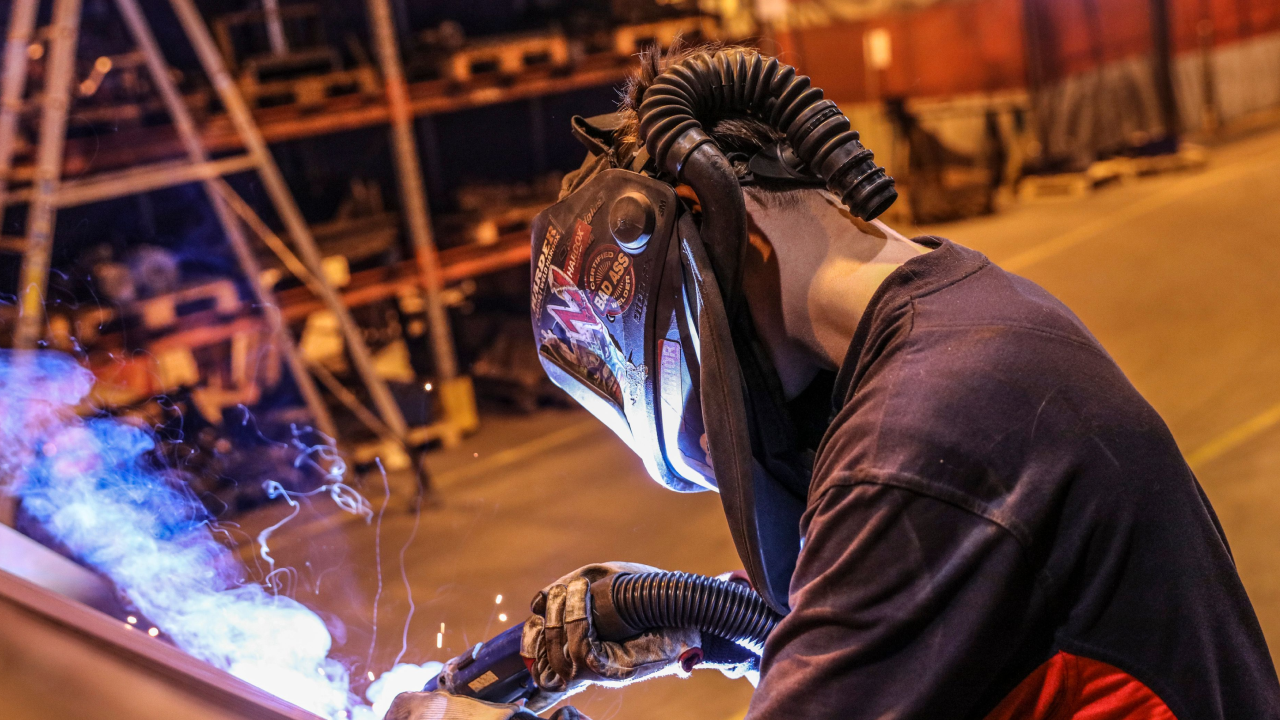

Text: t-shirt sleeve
xmin=746 ymin=481 xmax=1042 ymax=720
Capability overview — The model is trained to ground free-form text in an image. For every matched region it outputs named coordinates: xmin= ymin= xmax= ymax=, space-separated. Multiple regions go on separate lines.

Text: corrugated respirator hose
xmin=636 ymin=48 xmax=897 ymax=221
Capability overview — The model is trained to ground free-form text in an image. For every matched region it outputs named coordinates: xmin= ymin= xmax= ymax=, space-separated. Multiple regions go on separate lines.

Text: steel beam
xmin=0 ymin=569 xmax=323 ymax=720
xmin=261 ymin=0 xmax=289 ymax=56
xmin=4 ymin=155 xmax=257 ymax=207
xmin=209 ymin=177 xmax=321 ymax=291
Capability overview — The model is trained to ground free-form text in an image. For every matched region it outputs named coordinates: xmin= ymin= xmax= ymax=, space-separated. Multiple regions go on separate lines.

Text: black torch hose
xmin=604 ymin=571 xmax=782 ymax=650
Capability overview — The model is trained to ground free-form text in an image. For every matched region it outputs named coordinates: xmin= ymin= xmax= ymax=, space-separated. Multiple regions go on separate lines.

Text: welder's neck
xmin=740 ymin=187 xmax=928 ymax=400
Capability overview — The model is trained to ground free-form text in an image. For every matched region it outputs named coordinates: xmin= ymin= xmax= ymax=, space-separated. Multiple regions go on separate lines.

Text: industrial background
xmin=0 ymin=0 xmax=1278 ymax=718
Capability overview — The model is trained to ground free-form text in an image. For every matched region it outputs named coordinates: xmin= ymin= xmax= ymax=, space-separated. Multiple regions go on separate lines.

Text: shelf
xmin=32 ymin=61 xmax=632 ymax=181
xmin=83 ymin=231 xmax=534 ymax=355
xmin=273 ymin=231 xmax=531 ymax=321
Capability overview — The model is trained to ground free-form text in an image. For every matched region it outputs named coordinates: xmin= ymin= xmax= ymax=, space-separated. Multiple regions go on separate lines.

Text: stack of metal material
xmin=0 ymin=523 xmax=321 ymax=720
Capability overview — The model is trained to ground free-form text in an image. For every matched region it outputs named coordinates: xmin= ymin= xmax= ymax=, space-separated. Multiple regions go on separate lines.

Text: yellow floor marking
xmin=1002 ymin=151 xmax=1280 ymax=273
xmin=433 ymin=418 xmax=603 ymax=488
xmin=1187 ymin=401 xmax=1280 ymax=471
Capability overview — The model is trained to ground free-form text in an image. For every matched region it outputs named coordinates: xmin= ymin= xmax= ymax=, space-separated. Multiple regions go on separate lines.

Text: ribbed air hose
xmin=610 ymin=571 xmax=782 ymax=649
xmin=636 ymin=49 xmax=897 ymax=221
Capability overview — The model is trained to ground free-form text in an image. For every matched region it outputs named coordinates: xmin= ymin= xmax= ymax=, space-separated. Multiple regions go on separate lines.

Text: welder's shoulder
xmin=819 ymin=257 xmax=1171 ymax=508
xmin=912 ymin=254 xmax=1100 ymax=350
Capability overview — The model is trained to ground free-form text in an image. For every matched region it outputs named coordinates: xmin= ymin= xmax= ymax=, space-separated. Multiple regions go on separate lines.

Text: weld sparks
xmin=0 ymin=351 xmax=438 ymax=719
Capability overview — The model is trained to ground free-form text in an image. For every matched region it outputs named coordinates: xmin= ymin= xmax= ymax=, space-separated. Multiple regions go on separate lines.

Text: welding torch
xmin=424 ymin=571 xmax=781 ymax=704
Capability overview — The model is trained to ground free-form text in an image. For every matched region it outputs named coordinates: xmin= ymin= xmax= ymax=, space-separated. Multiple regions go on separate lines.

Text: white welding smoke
xmin=0 ymin=351 xmax=438 ymax=719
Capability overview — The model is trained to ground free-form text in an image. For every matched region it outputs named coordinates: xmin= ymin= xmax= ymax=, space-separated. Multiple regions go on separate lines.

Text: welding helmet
xmin=529 ymin=50 xmax=896 ymax=613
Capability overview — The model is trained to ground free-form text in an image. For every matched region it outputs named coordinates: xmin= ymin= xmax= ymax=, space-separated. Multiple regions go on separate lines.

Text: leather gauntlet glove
xmin=520 ymin=562 xmax=701 ymax=710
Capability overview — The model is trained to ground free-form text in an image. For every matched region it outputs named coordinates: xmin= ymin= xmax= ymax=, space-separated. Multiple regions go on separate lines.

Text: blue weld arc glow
xmin=0 ymin=351 xmax=438 ymax=719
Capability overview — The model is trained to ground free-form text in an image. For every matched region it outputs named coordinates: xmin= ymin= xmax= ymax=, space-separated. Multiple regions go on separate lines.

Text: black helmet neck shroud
xmin=530 ymin=49 xmax=897 ymax=613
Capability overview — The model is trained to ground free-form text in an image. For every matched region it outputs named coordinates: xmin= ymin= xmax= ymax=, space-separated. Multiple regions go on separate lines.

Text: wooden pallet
xmin=1019 ymin=143 xmax=1209 ymax=202
xmin=239 ymin=66 xmax=379 ymax=108
xmin=1124 ymin=143 xmax=1209 ymax=176
xmin=614 ymin=16 xmax=714 ymax=56
xmin=1018 ymin=172 xmax=1093 ymax=201
xmin=130 ymin=278 xmax=242 ymax=331
xmin=448 ymin=32 xmax=570 ymax=82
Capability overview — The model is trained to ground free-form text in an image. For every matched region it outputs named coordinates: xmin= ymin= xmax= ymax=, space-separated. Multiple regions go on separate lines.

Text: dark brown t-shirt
xmin=745 ymin=238 xmax=1280 ymax=719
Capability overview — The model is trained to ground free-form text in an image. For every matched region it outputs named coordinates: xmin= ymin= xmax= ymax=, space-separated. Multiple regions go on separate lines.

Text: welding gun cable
xmin=597 ymin=571 xmax=781 ymax=650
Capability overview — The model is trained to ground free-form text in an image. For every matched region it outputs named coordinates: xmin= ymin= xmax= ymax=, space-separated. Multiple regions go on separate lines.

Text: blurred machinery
xmin=0 ymin=0 xmax=478 ymax=503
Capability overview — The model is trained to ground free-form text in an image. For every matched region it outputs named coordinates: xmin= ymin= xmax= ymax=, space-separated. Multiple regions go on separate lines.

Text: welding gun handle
xmin=419 ymin=578 xmax=630 ymax=704
xmin=423 ymin=623 xmax=532 ymax=701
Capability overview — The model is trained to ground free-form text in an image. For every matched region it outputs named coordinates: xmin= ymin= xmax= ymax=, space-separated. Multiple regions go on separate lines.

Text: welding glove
xmin=520 ymin=562 xmax=701 ymax=711
xmin=383 ymin=691 xmax=591 ymax=720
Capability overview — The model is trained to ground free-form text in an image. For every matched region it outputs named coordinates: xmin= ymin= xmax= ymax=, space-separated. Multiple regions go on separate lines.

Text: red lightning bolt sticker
xmin=547 ymin=266 xmax=605 ymax=343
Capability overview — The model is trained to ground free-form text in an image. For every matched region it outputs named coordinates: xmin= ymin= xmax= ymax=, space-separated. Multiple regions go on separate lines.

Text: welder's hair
xmin=618 ymin=39 xmax=786 ymax=168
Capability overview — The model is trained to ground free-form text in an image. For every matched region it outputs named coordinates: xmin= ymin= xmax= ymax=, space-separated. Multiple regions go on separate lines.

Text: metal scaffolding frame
xmin=0 ymin=0 xmax=39 ymax=215
xmin=166 ymin=0 xmax=412 ymax=442
xmin=14 ymin=0 xmax=80 ymax=351
xmin=0 ymin=0 xmax=474 ymax=489
xmin=112 ymin=0 xmax=337 ymax=442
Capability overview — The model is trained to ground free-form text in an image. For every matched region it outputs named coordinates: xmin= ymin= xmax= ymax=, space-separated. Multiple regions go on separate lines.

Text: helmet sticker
xmin=547 ymin=266 xmax=606 ymax=343
xmin=563 ymin=220 xmax=592 ymax=280
xmin=531 ymin=222 xmax=563 ymax=314
xmin=584 ymin=246 xmax=635 ymax=318
xmin=539 ymin=265 xmax=626 ymax=406
xmin=539 ymin=329 xmax=622 ymax=407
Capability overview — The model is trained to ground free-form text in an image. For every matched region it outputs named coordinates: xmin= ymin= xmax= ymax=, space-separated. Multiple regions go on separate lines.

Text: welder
xmin=388 ymin=43 xmax=1280 ymax=720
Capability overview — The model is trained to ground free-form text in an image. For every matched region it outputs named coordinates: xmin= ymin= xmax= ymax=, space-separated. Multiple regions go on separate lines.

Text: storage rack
xmin=0 ymin=1 xmax=714 ymax=486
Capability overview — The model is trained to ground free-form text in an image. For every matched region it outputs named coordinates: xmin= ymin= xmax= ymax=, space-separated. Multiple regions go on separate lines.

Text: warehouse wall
xmin=793 ymin=0 xmax=1027 ymax=103
xmin=786 ymin=0 xmax=1280 ymax=172
xmin=1171 ymin=0 xmax=1280 ymax=131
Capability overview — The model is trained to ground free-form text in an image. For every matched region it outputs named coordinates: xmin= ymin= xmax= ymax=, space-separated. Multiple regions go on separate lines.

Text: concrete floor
xmin=240 ymin=125 xmax=1280 ymax=720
